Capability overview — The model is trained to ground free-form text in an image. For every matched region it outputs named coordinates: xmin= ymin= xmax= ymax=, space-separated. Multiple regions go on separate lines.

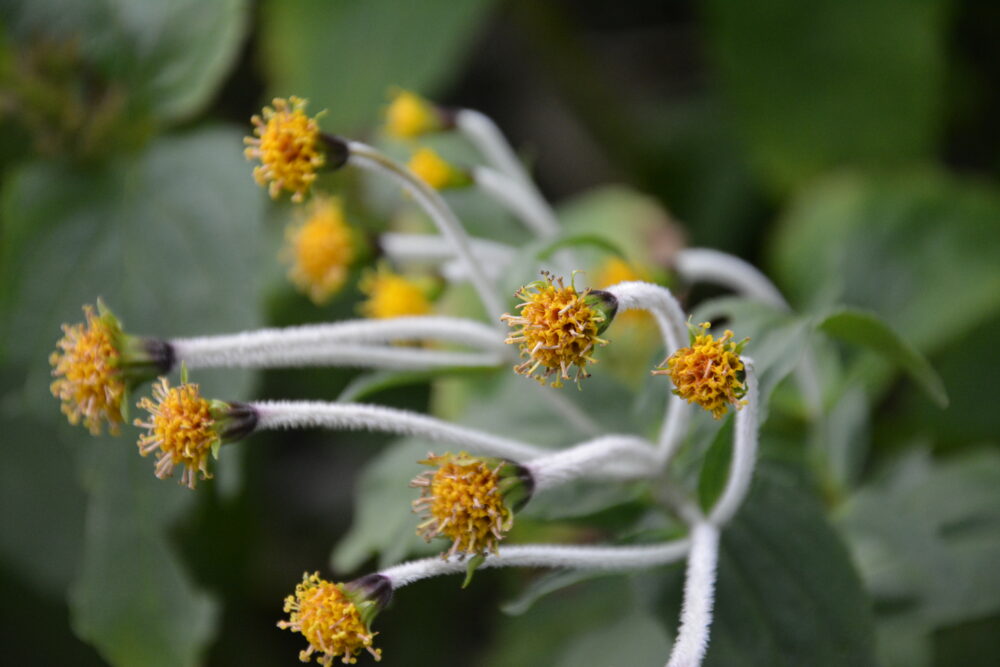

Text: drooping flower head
xmin=134 ymin=370 xmax=256 ymax=489
xmin=278 ymin=571 xmax=390 ymax=665
xmin=411 ymin=451 xmax=533 ymax=559
xmin=50 ymin=301 xmax=171 ymax=435
xmin=245 ymin=97 xmax=336 ymax=202
xmin=407 ymin=147 xmax=470 ymax=190
xmin=654 ymin=321 xmax=748 ymax=419
xmin=383 ymin=89 xmax=445 ymax=139
xmin=358 ymin=264 xmax=432 ymax=319
xmin=285 ymin=196 xmax=356 ymax=304
xmin=501 ymin=272 xmax=617 ymax=388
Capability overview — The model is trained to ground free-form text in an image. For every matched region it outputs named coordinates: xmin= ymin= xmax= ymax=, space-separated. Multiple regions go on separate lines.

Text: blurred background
xmin=2 ymin=1 xmax=999 ymax=665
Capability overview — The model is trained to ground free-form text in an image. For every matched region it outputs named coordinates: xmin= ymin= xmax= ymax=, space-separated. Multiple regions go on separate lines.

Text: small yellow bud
xmin=384 ymin=89 xmax=443 ymax=139
xmin=407 ymin=147 xmax=470 ymax=190
xmin=284 ymin=196 xmax=356 ymax=304
xmin=358 ymin=264 xmax=432 ymax=319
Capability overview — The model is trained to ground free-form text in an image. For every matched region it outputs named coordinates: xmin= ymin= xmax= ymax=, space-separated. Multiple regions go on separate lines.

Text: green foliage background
xmin=1 ymin=1 xmax=998 ymax=666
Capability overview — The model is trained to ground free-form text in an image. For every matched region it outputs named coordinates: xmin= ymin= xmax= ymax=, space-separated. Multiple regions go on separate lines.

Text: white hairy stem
xmin=252 ymin=401 xmax=544 ymax=461
xmin=171 ymin=317 xmax=507 ymax=367
xmin=454 ymin=109 xmax=535 ymax=189
xmin=379 ymin=232 xmax=516 ymax=271
xmin=708 ymin=360 xmax=759 ymax=526
xmin=665 ymin=522 xmax=720 ymax=667
xmin=347 ymin=141 xmax=504 ymax=320
xmin=176 ymin=343 xmax=503 ymax=372
xmin=529 ymin=435 xmax=660 ymax=491
xmin=473 ymin=166 xmax=561 ymax=239
xmin=606 ymin=281 xmax=693 ymax=465
xmin=673 ymin=248 xmax=823 ymax=417
xmin=381 ymin=539 xmax=691 ymax=589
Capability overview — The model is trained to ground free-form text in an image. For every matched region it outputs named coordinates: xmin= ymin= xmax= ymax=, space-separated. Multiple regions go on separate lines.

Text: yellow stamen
xmin=653 ymin=322 xmax=748 ymax=419
xmin=285 ymin=196 xmax=356 ymax=304
xmin=244 ymin=96 xmax=325 ymax=202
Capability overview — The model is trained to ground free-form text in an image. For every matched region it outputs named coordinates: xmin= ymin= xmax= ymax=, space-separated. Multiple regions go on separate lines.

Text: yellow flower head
xmin=501 ymin=272 xmax=616 ymax=388
xmin=278 ymin=572 xmax=385 ymax=666
xmin=654 ymin=322 xmax=748 ymax=419
xmin=244 ymin=96 xmax=327 ymax=202
xmin=358 ymin=264 xmax=431 ymax=319
xmin=595 ymin=256 xmax=646 ymax=288
xmin=384 ymin=89 xmax=444 ymax=139
xmin=407 ymin=147 xmax=469 ymax=190
xmin=50 ymin=303 xmax=127 ymax=435
xmin=411 ymin=452 xmax=532 ymax=559
xmin=285 ymin=196 xmax=356 ymax=304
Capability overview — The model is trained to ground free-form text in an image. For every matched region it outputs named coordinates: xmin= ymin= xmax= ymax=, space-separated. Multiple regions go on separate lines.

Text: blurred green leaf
xmin=658 ymin=458 xmax=878 ymax=666
xmin=0 ymin=126 xmax=264 ymax=663
xmin=705 ymin=0 xmax=948 ymax=191
xmin=770 ymin=171 xmax=1000 ymax=352
xmin=70 ymin=435 xmax=217 ymax=667
xmin=818 ymin=308 xmax=947 ymax=407
xmin=260 ymin=0 xmax=496 ymax=133
xmin=837 ymin=448 xmax=1000 ymax=667
xmin=698 ymin=415 xmax=734 ymax=513
xmin=0 ymin=126 xmax=263 ymax=403
xmin=332 ymin=437 xmax=436 ymax=572
xmin=4 ymin=0 xmax=248 ymax=125
xmin=553 ymin=606 xmax=671 ymax=667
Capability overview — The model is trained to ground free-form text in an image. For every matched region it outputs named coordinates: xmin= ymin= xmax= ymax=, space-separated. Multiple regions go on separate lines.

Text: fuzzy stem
xmin=473 ymin=166 xmax=561 ymax=239
xmin=673 ymin=248 xmax=823 ymax=417
xmin=347 ymin=141 xmax=504 ymax=320
xmin=381 ymin=539 xmax=691 ymax=589
xmin=605 ymin=281 xmax=692 ymax=465
xmin=454 ymin=109 xmax=534 ymax=188
xmin=171 ymin=317 xmax=506 ymax=368
xmin=252 ymin=400 xmax=544 ymax=461
xmin=380 ymin=232 xmax=516 ymax=268
xmin=529 ymin=435 xmax=659 ymax=490
xmin=708 ymin=360 xmax=759 ymax=526
xmin=665 ymin=522 xmax=720 ymax=667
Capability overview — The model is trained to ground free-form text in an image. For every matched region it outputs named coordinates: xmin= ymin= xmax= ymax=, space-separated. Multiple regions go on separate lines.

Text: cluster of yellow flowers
xmin=49 ymin=88 xmax=753 ymax=665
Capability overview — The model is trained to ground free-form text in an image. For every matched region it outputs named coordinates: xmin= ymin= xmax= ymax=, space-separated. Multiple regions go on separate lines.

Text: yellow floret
xmin=358 ymin=265 xmax=431 ymax=319
xmin=384 ymin=89 xmax=442 ymax=139
xmin=407 ymin=147 xmax=468 ymax=190
xmin=244 ymin=96 xmax=326 ymax=202
xmin=135 ymin=377 xmax=217 ymax=489
xmin=285 ymin=196 xmax=355 ymax=304
xmin=278 ymin=572 xmax=381 ymax=666
xmin=654 ymin=322 xmax=748 ymax=419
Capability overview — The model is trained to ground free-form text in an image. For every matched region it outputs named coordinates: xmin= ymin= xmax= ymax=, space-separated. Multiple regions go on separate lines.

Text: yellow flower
xmin=244 ymin=96 xmax=326 ymax=203
xmin=595 ymin=256 xmax=646 ymax=288
xmin=384 ymin=89 xmax=443 ymax=139
xmin=278 ymin=572 xmax=383 ymax=666
xmin=411 ymin=452 xmax=531 ymax=558
xmin=501 ymin=272 xmax=616 ymax=388
xmin=653 ymin=322 xmax=748 ymax=419
xmin=407 ymin=147 xmax=469 ymax=190
xmin=50 ymin=303 xmax=126 ymax=435
xmin=135 ymin=376 xmax=219 ymax=489
xmin=285 ymin=196 xmax=356 ymax=304
xmin=358 ymin=264 xmax=431 ymax=319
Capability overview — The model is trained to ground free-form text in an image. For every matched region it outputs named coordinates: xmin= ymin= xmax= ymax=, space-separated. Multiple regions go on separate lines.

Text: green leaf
xmin=658 ymin=458 xmax=878 ymax=666
xmin=705 ymin=0 xmax=948 ymax=191
xmin=0 ymin=126 xmax=265 ymax=663
xmin=331 ymin=438 xmax=436 ymax=572
xmin=837 ymin=448 xmax=1000 ymax=667
xmin=698 ymin=415 xmax=734 ymax=512
xmin=260 ymin=0 xmax=496 ymax=133
xmin=770 ymin=170 xmax=1000 ymax=353
xmin=5 ymin=0 xmax=248 ymax=124
xmin=535 ymin=233 xmax=627 ymax=262
xmin=818 ymin=308 xmax=947 ymax=408
xmin=69 ymin=435 xmax=217 ymax=667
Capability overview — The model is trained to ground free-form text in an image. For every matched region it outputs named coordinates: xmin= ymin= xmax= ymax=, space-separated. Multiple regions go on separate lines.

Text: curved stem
xmin=380 ymin=232 xmax=516 ymax=267
xmin=708 ymin=360 xmax=759 ymax=526
xmin=605 ymin=281 xmax=692 ymax=466
xmin=665 ymin=522 xmax=720 ymax=667
xmin=251 ymin=400 xmax=544 ymax=461
xmin=529 ymin=434 xmax=659 ymax=490
xmin=347 ymin=141 xmax=504 ymax=320
xmin=473 ymin=166 xmax=560 ymax=239
xmin=381 ymin=538 xmax=691 ymax=589
xmin=454 ymin=109 xmax=534 ymax=188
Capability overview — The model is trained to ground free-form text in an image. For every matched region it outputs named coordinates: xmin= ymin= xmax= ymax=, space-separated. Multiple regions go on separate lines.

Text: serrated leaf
xmin=818 ymin=308 xmax=947 ymax=408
